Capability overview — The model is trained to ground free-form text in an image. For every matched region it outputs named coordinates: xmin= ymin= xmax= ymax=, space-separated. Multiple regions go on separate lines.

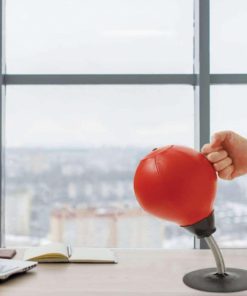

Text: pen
xmin=67 ymin=244 xmax=72 ymax=258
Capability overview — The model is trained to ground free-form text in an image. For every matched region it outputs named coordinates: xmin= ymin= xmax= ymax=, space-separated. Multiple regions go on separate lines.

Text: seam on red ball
xmin=153 ymin=146 xmax=174 ymax=178
xmin=154 ymin=156 xmax=161 ymax=178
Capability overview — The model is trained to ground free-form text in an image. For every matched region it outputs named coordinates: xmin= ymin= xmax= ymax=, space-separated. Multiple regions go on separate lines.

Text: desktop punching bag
xmin=134 ymin=145 xmax=247 ymax=293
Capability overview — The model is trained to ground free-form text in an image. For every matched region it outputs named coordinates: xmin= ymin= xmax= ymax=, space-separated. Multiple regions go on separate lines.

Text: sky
xmin=5 ymin=0 xmax=193 ymax=74
xmin=4 ymin=0 xmax=247 ymax=148
xmin=6 ymin=85 xmax=194 ymax=148
xmin=5 ymin=0 xmax=194 ymax=148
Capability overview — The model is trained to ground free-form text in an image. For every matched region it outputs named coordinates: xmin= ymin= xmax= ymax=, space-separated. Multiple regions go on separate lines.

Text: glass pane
xmin=211 ymin=86 xmax=247 ymax=247
xmin=6 ymin=85 xmax=194 ymax=248
xmin=6 ymin=0 xmax=193 ymax=74
xmin=211 ymin=0 xmax=247 ymax=73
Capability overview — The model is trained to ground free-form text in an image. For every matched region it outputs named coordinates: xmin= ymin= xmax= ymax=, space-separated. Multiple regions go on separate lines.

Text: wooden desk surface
xmin=0 ymin=249 xmax=247 ymax=295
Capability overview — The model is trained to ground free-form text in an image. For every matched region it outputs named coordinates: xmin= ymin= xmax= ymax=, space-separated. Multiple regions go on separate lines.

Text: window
xmin=3 ymin=0 xmax=195 ymax=249
xmin=5 ymin=85 xmax=194 ymax=248
xmin=211 ymin=86 xmax=247 ymax=247
xmin=6 ymin=0 xmax=193 ymax=74
xmin=211 ymin=0 xmax=247 ymax=73
xmin=2 ymin=0 xmax=246 ymax=250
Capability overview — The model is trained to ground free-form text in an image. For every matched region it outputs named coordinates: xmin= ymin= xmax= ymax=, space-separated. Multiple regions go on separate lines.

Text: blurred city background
xmin=5 ymin=145 xmax=247 ymax=248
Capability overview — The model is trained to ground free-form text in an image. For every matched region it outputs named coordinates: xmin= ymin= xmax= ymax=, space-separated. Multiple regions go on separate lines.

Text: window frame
xmin=1 ymin=0 xmax=247 ymax=248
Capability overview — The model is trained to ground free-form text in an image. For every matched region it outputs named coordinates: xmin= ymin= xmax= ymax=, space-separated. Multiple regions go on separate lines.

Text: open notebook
xmin=23 ymin=244 xmax=117 ymax=263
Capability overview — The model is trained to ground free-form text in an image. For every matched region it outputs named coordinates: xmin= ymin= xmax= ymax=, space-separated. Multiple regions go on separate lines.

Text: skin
xmin=201 ymin=131 xmax=247 ymax=180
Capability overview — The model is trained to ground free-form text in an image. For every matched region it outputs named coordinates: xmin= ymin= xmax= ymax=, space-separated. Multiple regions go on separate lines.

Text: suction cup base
xmin=183 ymin=268 xmax=247 ymax=292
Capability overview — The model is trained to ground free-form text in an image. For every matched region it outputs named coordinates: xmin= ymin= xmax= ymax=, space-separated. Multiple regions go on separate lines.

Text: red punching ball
xmin=134 ymin=145 xmax=217 ymax=232
xmin=134 ymin=145 xmax=247 ymax=293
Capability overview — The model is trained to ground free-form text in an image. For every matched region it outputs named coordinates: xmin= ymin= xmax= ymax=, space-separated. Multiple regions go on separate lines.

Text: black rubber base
xmin=182 ymin=211 xmax=216 ymax=238
xmin=183 ymin=268 xmax=247 ymax=293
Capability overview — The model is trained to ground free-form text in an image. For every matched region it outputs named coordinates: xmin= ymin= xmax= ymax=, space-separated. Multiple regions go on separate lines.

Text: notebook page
xmin=23 ymin=244 xmax=68 ymax=261
xmin=69 ymin=248 xmax=116 ymax=263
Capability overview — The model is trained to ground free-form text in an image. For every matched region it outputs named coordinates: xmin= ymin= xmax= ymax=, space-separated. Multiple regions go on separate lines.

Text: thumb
xmin=211 ymin=131 xmax=230 ymax=148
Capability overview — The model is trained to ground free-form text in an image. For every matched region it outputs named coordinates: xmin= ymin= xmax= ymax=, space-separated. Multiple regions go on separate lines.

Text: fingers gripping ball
xmin=134 ymin=145 xmax=217 ymax=228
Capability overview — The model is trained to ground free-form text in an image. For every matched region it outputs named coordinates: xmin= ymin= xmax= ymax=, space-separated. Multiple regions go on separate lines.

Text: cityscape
xmin=5 ymin=147 xmax=247 ymax=249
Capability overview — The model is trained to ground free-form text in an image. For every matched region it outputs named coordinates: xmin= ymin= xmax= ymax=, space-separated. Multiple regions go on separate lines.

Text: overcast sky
xmin=4 ymin=0 xmax=247 ymax=148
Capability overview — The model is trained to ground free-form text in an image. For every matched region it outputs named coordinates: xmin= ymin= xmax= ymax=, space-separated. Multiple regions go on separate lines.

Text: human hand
xmin=201 ymin=131 xmax=247 ymax=180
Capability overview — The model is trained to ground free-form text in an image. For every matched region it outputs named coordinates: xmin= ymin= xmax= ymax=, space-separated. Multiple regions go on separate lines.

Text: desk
xmin=0 ymin=249 xmax=247 ymax=295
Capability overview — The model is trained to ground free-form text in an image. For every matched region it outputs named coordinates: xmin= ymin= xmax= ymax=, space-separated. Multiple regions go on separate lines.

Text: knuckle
xmin=222 ymin=150 xmax=228 ymax=157
xmin=201 ymin=144 xmax=210 ymax=152
xmin=207 ymin=153 xmax=215 ymax=161
xmin=213 ymin=163 xmax=220 ymax=171
xmin=227 ymin=157 xmax=233 ymax=165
